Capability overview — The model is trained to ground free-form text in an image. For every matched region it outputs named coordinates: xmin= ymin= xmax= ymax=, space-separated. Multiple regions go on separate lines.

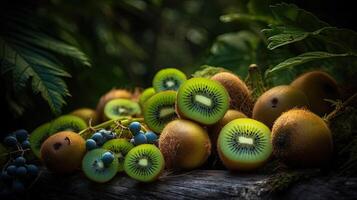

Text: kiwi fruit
xmin=71 ymin=108 xmax=99 ymax=125
xmin=291 ymin=71 xmax=340 ymax=116
xmin=103 ymin=139 xmax=134 ymax=172
xmin=124 ymin=144 xmax=164 ymax=182
xmin=159 ymin=119 xmax=211 ymax=169
xmin=49 ymin=115 xmax=87 ymax=135
xmin=30 ymin=122 xmax=51 ymax=158
xmin=40 ymin=131 xmax=86 ymax=174
xmin=211 ymin=72 xmax=253 ymax=116
xmin=82 ymin=148 xmax=119 ymax=183
xmin=144 ymin=90 xmax=178 ymax=133
xmin=210 ymin=110 xmax=247 ymax=151
xmin=271 ymin=109 xmax=333 ymax=168
xmin=96 ymin=89 xmax=133 ymax=121
xmin=176 ymin=77 xmax=229 ymax=125
xmin=217 ymin=118 xmax=272 ymax=171
xmin=192 ymin=65 xmax=229 ymax=78
xmin=153 ymin=68 xmax=187 ymax=92
xmin=139 ymin=87 xmax=156 ymax=107
xmin=104 ymin=99 xmax=141 ymax=120
xmin=252 ymin=85 xmax=309 ymax=128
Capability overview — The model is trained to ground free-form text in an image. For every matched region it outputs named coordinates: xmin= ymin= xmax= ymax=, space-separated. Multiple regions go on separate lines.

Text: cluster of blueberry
xmin=85 ymin=129 xmax=116 ymax=151
xmin=129 ymin=122 xmax=158 ymax=145
xmin=1 ymin=130 xmax=39 ymax=194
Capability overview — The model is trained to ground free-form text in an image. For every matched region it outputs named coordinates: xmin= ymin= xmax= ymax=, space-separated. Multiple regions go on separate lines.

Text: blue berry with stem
xmin=145 ymin=131 xmax=158 ymax=144
xmin=91 ymin=132 xmax=104 ymax=145
xmin=134 ymin=132 xmax=147 ymax=145
xmin=14 ymin=156 xmax=26 ymax=166
xmin=129 ymin=122 xmax=141 ymax=135
xmin=6 ymin=165 xmax=17 ymax=176
xmin=4 ymin=136 xmax=17 ymax=147
xmin=85 ymin=139 xmax=97 ymax=151
xmin=15 ymin=166 xmax=27 ymax=177
xmin=100 ymin=130 xmax=115 ymax=140
xmin=21 ymin=140 xmax=31 ymax=149
xmin=14 ymin=129 xmax=28 ymax=142
xmin=26 ymin=164 xmax=39 ymax=177
xmin=101 ymin=152 xmax=115 ymax=166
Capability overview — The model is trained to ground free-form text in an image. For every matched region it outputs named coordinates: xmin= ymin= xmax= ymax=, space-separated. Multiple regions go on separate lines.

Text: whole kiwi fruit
xmin=253 ymin=85 xmax=309 ymax=128
xmin=96 ymin=89 xmax=133 ymax=121
xmin=271 ymin=109 xmax=333 ymax=168
xmin=40 ymin=131 xmax=86 ymax=174
xmin=211 ymin=72 xmax=253 ymax=117
xmin=71 ymin=108 xmax=99 ymax=125
xmin=159 ymin=119 xmax=211 ymax=169
xmin=291 ymin=71 xmax=340 ymax=116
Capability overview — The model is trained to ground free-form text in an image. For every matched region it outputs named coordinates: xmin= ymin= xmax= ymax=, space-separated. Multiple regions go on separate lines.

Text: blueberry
xmin=6 ymin=165 xmax=17 ymax=176
xmin=130 ymin=138 xmax=135 ymax=144
xmin=129 ymin=122 xmax=141 ymax=135
xmin=21 ymin=140 xmax=31 ymax=149
xmin=4 ymin=136 xmax=17 ymax=147
xmin=85 ymin=139 xmax=97 ymax=150
xmin=101 ymin=152 xmax=115 ymax=166
xmin=12 ymin=179 xmax=25 ymax=192
xmin=26 ymin=164 xmax=39 ymax=176
xmin=0 ymin=171 xmax=11 ymax=181
xmin=14 ymin=129 xmax=28 ymax=142
xmin=14 ymin=156 xmax=26 ymax=166
xmin=134 ymin=133 xmax=147 ymax=145
xmin=91 ymin=132 xmax=104 ymax=145
xmin=15 ymin=166 xmax=27 ymax=177
xmin=145 ymin=131 xmax=158 ymax=144
xmin=100 ymin=130 xmax=115 ymax=140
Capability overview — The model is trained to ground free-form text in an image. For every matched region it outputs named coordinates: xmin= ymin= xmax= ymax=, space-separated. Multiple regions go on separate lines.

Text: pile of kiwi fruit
xmin=25 ymin=67 xmax=344 ymax=184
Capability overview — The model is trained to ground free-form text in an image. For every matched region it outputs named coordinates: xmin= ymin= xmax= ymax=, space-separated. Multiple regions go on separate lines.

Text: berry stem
xmin=325 ymin=92 xmax=357 ymax=122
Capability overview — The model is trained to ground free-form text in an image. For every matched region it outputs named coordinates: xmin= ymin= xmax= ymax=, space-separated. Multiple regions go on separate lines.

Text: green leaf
xmin=265 ymin=51 xmax=357 ymax=76
xmin=220 ymin=13 xmax=275 ymax=24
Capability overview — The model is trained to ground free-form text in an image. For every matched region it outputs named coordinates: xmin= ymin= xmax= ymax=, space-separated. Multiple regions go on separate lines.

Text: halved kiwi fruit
xmin=290 ymin=71 xmax=340 ymax=116
xmin=271 ymin=109 xmax=333 ymax=168
xmin=49 ymin=115 xmax=87 ymax=135
xmin=103 ymin=139 xmax=134 ymax=172
xmin=252 ymin=85 xmax=309 ymax=128
xmin=139 ymin=87 xmax=156 ymax=107
xmin=211 ymin=72 xmax=253 ymax=117
xmin=104 ymin=99 xmax=141 ymax=120
xmin=153 ymin=68 xmax=187 ymax=92
xmin=159 ymin=119 xmax=211 ymax=169
xmin=71 ymin=108 xmax=99 ymax=125
xmin=217 ymin=118 xmax=272 ymax=171
xmin=30 ymin=122 xmax=51 ymax=158
xmin=176 ymin=77 xmax=229 ymax=125
xmin=124 ymin=144 xmax=164 ymax=182
xmin=82 ymin=148 xmax=119 ymax=183
xmin=143 ymin=91 xmax=178 ymax=133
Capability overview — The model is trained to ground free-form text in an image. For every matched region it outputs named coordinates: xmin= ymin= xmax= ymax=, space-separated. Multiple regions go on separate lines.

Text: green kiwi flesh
xmin=144 ymin=91 xmax=178 ymax=133
xmin=139 ymin=87 xmax=156 ymax=107
xmin=49 ymin=115 xmax=87 ymax=135
xmin=104 ymin=99 xmax=141 ymax=120
xmin=176 ymin=77 xmax=229 ymax=125
xmin=82 ymin=148 xmax=119 ymax=183
xmin=124 ymin=144 xmax=164 ymax=182
xmin=217 ymin=118 xmax=272 ymax=171
xmin=30 ymin=122 xmax=52 ymax=158
xmin=153 ymin=68 xmax=187 ymax=92
xmin=103 ymin=139 xmax=134 ymax=172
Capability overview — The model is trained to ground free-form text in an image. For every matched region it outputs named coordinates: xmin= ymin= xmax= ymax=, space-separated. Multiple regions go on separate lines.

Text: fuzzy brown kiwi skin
xmin=96 ymin=89 xmax=133 ymax=122
xmin=159 ymin=119 xmax=211 ymax=170
xmin=271 ymin=109 xmax=333 ymax=168
xmin=290 ymin=71 xmax=341 ymax=116
xmin=253 ymin=85 xmax=310 ymax=128
xmin=211 ymin=72 xmax=253 ymax=117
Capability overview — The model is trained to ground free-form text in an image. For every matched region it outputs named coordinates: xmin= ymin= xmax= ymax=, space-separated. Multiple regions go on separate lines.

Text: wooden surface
xmin=25 ymin=170 xmax=357 ymax=200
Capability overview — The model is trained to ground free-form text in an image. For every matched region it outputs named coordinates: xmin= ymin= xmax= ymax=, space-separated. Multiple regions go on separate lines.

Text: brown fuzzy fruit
xmin=96 ymin=89 xmax=132 ymax=122
xmin=71 ymin=108 xmax=99 ymax=125
xmin=159 ymin=119 xmax=211 ymax=169
xmin=291 ymin=71 xmax=340 ymax=116
xmin=211 ymin=72 xmax=253 ymax=117
xmin=253 ymin=85 xmax=309 ymax=128
xmin=272 ymin=109 xmax=333 ymax=168
xmin=40 ymin=131 xmax=86 ymax=174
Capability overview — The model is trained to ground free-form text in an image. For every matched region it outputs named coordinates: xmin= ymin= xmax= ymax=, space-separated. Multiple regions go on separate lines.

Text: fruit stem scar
xmin=195 ymin=94 xmax=212 ymax=107
xmin=160 ymin=107 xmax=175 ymax=118
xmin=138 ymin=158 xmax=148 ymax=167
xmin=238 ymin=136 xmax=254 ymax=145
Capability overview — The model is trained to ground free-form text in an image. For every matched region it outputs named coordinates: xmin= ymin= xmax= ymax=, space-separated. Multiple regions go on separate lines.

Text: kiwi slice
xmin=103 ymin=139 xmax=134 ymax=172
xmin=82 ymin=148 xmax=119 ymax=183
xmin=217 ymin=118 xmax=272 ymax=171
xmin=104 ymin=99 xmax=141 ymax=120
xmin=29 ymin=122 xmax=51 ymax=158
xmin=49 ymin=115 xmax=87 ymax=135
xmin=143 ymin=91 xmax=178 ymax=133
xmin=139 ymin=87 xmax=156 ymax=107
xmin=124 ymin=144 xmax=164 ymax=182
xmin=176 ymin=77 xmax=229 ymax=125
xmin=153 ymin=68 xmax=187 ymax=92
